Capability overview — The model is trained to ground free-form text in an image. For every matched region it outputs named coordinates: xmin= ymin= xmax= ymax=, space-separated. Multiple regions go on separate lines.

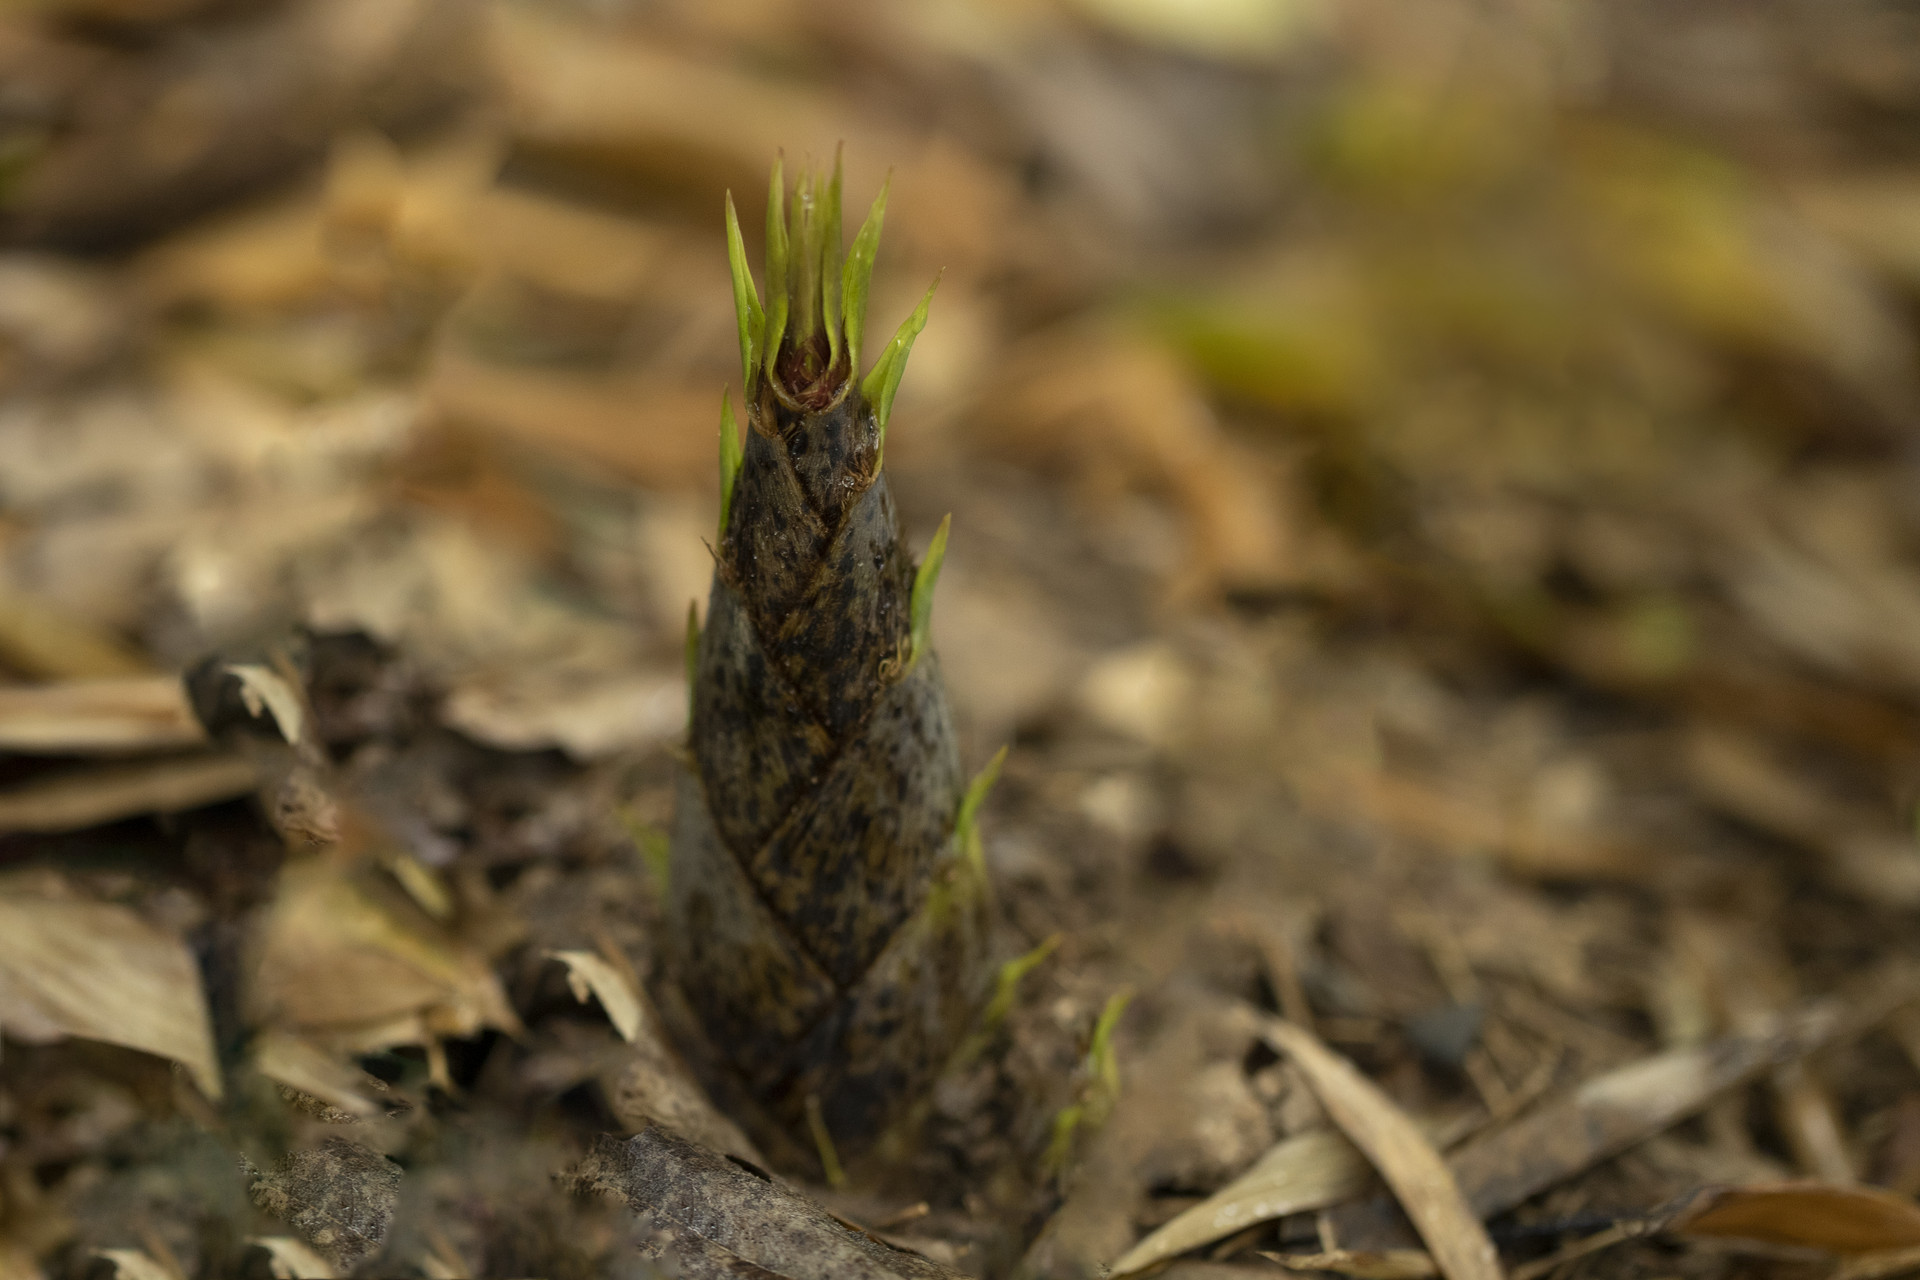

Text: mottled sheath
xmin=667 ymin=157 xmax=994 ymax=1149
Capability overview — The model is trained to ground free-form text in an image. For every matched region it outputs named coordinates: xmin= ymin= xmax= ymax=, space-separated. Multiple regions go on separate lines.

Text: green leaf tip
xmin=861 ymin=272 xmax=939 ymax=460
xmin=953 ymin=927 xmax=1056 ymax=1067
xmin=1044 ymin=986 xmax=1134 ymax=1176
xmin=762 ymin=157 xmax=790 ymax=387
xmin=821 ymin=145 xmax=845 ymax=376
xmin=804 ymin=1093 xmax=846 ymax=1189
xmin=909 ymin=513 xmax=950 ymax=673
xmin=841 ymin=170 xmax=890 ymax=373
xmin=789 ymin=168 xmax=822 ymax=350
xmin=718 ymin=391 xmax=743 ymax=540
xmin=724 ymin=193 xmax=763 ymax=393
xmin=954 ymin=742 xmax=1007 ymax=868
xmin=732 ymin=154 xmax=901 ymax=409
xmin=982 ymin=930 xmax=1056 ymax=1028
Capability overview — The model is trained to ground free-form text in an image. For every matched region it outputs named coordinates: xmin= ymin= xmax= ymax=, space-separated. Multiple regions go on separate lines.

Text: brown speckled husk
xmin=668 ymin=383 xmax=989 ymax=1150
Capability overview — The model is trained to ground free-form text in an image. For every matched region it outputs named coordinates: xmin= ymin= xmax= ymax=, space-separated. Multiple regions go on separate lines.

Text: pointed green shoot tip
xmin=841 ymin=172 xmax=890 ymax=373
xmin=763 ymin=158 xmax=790 ymax=385
xmin=908 ymin=513 xmax=950 ymax=673
xmin=805 ymin=1093 xmax=846 ymax=1189
xmin=954 ymin=742 xmax=1007 ymax=867
xmin=822 ymin=147 xmax=845 ymax=374
xmin=724 ymin=194 xmax=763 ymax=393
xmin=980 ymin=931 xmax=1058 ymax=1034
xmin=862 ymin=273 xmax=939 ymax=461
xmin=1087 ymin=987 xmax=1133 ymax=1099
xmin=718 ymin=391 xmax=743 ymax=540
xmin=790 ymin=168 xmax=821 ymax=347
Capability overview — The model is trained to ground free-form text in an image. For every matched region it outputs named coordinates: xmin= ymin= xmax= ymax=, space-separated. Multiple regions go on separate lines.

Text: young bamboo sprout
xmin=669 ymin=155 xmax=994 ymax=1150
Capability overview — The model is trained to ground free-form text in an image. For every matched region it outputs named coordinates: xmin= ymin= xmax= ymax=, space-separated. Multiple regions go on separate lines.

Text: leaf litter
xmin=7 ymin=0 xmax=1920 ymax=1277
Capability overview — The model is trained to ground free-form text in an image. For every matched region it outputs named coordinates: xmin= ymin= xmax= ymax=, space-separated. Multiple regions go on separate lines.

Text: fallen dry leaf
xmin=547 ymin=949 xmax=642 ymax=1043
xmin=1448 ymin=997 xmax=1855 ymax=1217
xmin=1833 ymin=1244 xmax=1920 ymax=1280
xmin=249 ymin=855 xmax=519 ymax=1049
xmin=253 ymin=1029 xmax=382 ymax=1119
xmin=247 ymin=1236 xmax=338 ymax=1280
xmin=0 ymin=752 xmax=256 ymax=834
xmin=0 ymin=877 xmax=221 ymax=1098
xmin=92 ymin=1251 xmax=179 ymax=1280
xmin=443 ymin=668 xmax=685 ymax=759
xmin=1108 ymin=1129 xmax=1373 ymax=1277
xmin=1262 ymin=1250 xmax=1440 ymax=1279
xmin=0 ymin=675 xmax=204 ymax=753
xmin=0 ymin=583 xmax=154 ymax=679
xmin=1251 ymin=1013 xmax=1502 ymax=1280
xmin=1676 ymin=1182 xmax=1920 ymax=1254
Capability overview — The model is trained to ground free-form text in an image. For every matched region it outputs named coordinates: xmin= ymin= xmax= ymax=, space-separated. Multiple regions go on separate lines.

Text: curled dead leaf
xmin=546 ymin=949 xmax=642 ymax=1043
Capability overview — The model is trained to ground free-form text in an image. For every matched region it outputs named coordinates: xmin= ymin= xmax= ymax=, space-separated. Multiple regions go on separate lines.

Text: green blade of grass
xmin=908 ymin=512 xmax=950 ymax=673
xmin=723 ymin=192 xmax=763 ymax=393
xmin=763 ymin=157 xmax=790 ymax=386
xmin=861 ymin=274 xmax=939 ymax=464
xmin=841 ymin=173 xmax=890 ymax=374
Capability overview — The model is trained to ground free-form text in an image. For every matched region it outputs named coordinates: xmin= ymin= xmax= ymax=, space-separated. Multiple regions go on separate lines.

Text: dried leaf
xmin=0 ymin=880 xmax=221 ymax=1098
xmin=254 ymin=1030 xmax=381 ymax=1119
xmin=92 ymin=1251 xmax=179 ymax=1280
xmin=547 ymin=949 xmax=642 ymax=1043
xmin=1110 ymin=1129 xmax=1374 ymax=1277
xmin=223 ymin=663 xmax=306 ymax=744
xmin=1448 ymin=998 xmax=1854 ymax=1217
xmin=1833 ymin=1244 xmax=1920 ymax=1280
xmin=250 ymin=857 xmax=519 ymax=1047
xmin=0 ymin=583 xmax=153 ymax=679
xmin=0 ymin=752 xmax=256 ymax=834
xmin=0 ymin=676 xmax=204 ymax=753
xmin=575 ymin=1125 xmax=967 ymax=1279
xmin=1251 ymin=1015 xmax=1502 ymax=1280
xmin=1676 ymin=1182 xmax=1920 ymax=1254
xmin=1262 ymin=1250 xmax=1439 ymax=1279
xmin=248 ymin=1236 xmax=339 ymax=1280
xmin=442 ymin=669 xmax=685 ymax=759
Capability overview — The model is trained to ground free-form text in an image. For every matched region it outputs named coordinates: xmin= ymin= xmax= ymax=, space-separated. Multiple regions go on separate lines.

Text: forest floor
xmin=7 ymin=1 xmax=1920 ymax=1277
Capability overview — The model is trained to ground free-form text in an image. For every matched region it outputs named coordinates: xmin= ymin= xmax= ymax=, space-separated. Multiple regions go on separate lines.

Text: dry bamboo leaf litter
xmin=1109 ymin=1129 xmax=1374 ymax=1277
xmin=1674 ymin=1182 xmax=1920 ymax=1254
xmin=0 ymin=880 xmax=222 ymax=1098
xmin=1251 ymin=1014 xmax=1504 ymax=1280
xmin=246 ymin=1235 xmax=338 ymax=1280
xmin=1261 ymin=1249 xmax=1441 ymax=1279
xmin=0 ymin=752 xmax=257 ymax=834
xmin=546 ymin=948 xmax=644 ymax=1043
xmin=0 ymin=675 xmax=205 ymax=753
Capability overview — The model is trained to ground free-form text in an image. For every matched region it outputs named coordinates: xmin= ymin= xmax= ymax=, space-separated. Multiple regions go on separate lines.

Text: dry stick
xmin=1251 ymin=1014 xmax=1505 ymax=1280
